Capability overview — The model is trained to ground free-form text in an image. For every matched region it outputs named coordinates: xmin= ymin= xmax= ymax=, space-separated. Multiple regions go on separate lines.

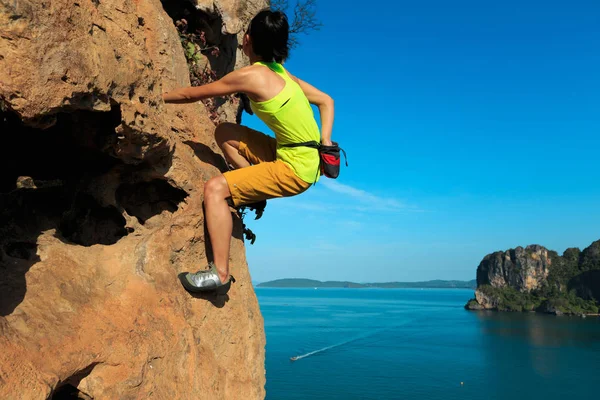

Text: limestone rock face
xmin=193 ymin=0 xmax=268 ymax=36
xmin=0 ymin=0 xmax=266 ymax=398
xmin=466 ymin=245 xmax=552 ymax=311
xmin=474 ymin=290 xmax=499 ymax=310
xmin=476 ymin=245 xmax=551 ymax=293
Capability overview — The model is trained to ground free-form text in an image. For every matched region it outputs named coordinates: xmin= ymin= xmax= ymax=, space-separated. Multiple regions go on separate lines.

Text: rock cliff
xmin=466 ymin=240 xmax=600 ymax=315
xmin=0 ymin=0 xmax=267 ymax=398
xmin=476 ymin=245 xmax=552 ymax=293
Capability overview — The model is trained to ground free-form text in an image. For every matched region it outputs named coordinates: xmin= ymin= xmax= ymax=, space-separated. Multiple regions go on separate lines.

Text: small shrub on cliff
xmin=175 ymin=18 xmax=234 ymax=125
xmin=545 ymin=249 xmax=580 ymax=293
xmin=479 ymin=285 xmax=543 ymax=312
xmin=539 ymin=293 xmax=598 ymax=315
xmin=580 ymin=240 xmax=600 ymax=272
xmin=560 ymin=291 xmax=598 ymax=314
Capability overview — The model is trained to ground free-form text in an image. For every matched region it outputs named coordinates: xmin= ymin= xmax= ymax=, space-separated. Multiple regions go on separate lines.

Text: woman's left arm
xmin=163 ymin=67 xmax=255 ymax=104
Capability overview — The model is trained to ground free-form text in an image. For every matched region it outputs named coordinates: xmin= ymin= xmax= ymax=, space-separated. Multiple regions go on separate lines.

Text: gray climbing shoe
xmin=179 ymin=263 xmax=229 ymax=293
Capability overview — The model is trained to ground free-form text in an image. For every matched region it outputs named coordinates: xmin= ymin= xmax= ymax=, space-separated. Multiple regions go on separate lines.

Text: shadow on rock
xmin=0 ymin=247 xmax=41 ymax=317
xmin=178 ymin=274 xmax=234 ymax=308
xmin=184 ymin=141 xmax=229 ymax=173
xmin=190 ymin=287 xmax=231 ymax=309
xmin=0 ymin=187 xmax=64 ymax=317
xmin=569 ymin=270 xmax=600 ymax=301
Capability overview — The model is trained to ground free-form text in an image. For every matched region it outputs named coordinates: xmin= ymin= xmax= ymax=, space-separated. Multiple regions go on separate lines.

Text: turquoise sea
xmin=256 ymin=288 xmax=600 ymax=400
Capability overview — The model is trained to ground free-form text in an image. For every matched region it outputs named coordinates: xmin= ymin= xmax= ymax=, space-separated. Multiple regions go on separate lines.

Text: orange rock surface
xmin=0 ymin=1 xmax=267 ymax=398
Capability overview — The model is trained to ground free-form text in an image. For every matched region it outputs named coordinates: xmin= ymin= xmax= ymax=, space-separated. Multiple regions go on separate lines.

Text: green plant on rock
xmin=479 ymin=282 xmax=599 ymax=315
xmin=478 ymin=285 xmax=544 ymax=312
xmin=185 ymin=42 xmax=201 ymax=63
xmin=175 ymin=18 xmax=232 ymax=125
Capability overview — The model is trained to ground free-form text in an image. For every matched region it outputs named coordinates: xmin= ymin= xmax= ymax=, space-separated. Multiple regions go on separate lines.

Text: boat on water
xmin=290 ymin=356 xmax=299 ymax=362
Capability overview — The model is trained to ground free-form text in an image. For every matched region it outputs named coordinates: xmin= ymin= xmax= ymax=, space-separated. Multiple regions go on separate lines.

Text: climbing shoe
xmin=178 ymin=262 xmax=232 ymax=293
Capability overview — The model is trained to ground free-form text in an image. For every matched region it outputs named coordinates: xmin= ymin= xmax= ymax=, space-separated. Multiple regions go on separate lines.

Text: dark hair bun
xmin=248 ymin=9 xmax=290 ymax=63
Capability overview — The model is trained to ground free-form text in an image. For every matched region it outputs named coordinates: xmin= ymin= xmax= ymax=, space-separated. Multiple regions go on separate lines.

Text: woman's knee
xmin=214 ymin=122 xmax=238 ymax=148
xmin=204 ymin=175 xmax=230 ymax=200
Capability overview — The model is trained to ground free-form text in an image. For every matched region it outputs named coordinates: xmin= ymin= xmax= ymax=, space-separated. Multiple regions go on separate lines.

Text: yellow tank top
xmin=250 ymin=61 xmax=321 ymax=183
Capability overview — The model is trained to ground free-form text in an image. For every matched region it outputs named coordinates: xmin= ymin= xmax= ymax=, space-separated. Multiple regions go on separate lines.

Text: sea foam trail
xmin=292 ymin=338 xmax=356 ymax=361
xmin=291 ymin=319 xmax=416 ymax=361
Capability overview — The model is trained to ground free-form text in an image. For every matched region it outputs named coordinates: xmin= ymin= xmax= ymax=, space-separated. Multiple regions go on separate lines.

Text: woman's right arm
xmin=287 ymin=74 xmax=335 ymax=146
xmin=163 ymin=67 xmax=257 ymax=104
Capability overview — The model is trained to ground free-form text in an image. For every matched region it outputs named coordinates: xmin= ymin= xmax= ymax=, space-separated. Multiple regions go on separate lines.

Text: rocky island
xmin=465 ymin=240 xmax=600 ymax=315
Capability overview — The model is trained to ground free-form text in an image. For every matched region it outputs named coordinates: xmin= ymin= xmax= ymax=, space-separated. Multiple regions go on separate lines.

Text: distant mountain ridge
xmin=256 ymin=278 xmax=477 ymax=289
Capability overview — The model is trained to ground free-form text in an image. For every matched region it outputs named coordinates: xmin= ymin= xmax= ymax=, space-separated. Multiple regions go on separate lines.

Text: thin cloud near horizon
xmin=264 ymin=180 xmax=421 ymax=215
xmin=320 ymin=180 xmax=420 ymax=213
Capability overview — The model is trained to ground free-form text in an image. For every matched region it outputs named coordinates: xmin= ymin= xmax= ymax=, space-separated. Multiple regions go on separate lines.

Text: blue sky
xmin=241 ymin=0 xmax=600 ymax=283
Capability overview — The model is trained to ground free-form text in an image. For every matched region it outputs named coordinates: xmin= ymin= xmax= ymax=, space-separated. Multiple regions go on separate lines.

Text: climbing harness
xmin=280 ymin=141 xmax=348 ymax=183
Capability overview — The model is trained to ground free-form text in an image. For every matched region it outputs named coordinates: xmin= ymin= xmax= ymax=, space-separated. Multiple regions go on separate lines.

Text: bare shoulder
xmin=283 ymin=68 xmax=300 ymax=83
xmin=235 ymin=64 xmax=270 ymax=84
xmin=221 ymin=65 xmax=262 ymax=92
xmin=225 ymin=65 xmax=268 ymax=99
xmin=230 ymin=65 xmax=260 ymax=79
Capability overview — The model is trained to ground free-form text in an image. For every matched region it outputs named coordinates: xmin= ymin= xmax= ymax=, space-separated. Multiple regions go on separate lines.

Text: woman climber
xmin=163 ymin=9 xmax=335 ymax=292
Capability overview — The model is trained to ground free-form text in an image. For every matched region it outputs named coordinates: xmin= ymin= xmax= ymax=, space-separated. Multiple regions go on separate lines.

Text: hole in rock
xmin=4 ymin=242 xmax=37 ymax=260
xmin=0 ymin=103 xmax=129 ymax=247
xmin=51 ymin=384 xmax=93 ymax=400
xmin=0 ymin=105 xmax=121 ymax=193
xmin=51 ymin=362 xmax=98 ymax=400
xmin=160 ymin=0 xmax=212 ymax=33
xmin=59 ymin=193 xmax=128 ymax=246
xmin=116 ymin=179 xmax=188 ymax=224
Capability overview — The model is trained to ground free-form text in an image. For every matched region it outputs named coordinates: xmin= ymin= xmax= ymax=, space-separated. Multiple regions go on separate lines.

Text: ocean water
xmin=256 ymin=288 xmax=600 ymax=400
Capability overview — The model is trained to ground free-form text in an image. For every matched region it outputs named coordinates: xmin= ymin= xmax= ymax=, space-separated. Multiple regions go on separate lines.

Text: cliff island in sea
xmin=466 ymin=240 xmax=600 ymax=315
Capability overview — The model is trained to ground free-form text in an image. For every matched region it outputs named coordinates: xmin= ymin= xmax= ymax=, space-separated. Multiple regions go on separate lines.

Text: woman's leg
xmin=181 ymin=161 xmax=310 ymax=292
xmin=215 ymin=122 xmax=251 ymax=169
xmin=215 ymin=122 xmax=278 ymax=168
xmin=179 ymin=124 xmax=279 ymax=291
xmin=203 ymin=175 xmax=233 ymax=284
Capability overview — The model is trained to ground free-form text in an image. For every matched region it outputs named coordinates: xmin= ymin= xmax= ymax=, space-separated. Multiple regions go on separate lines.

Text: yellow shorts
xmin=223 ymin=126 xmax=311 ymax=207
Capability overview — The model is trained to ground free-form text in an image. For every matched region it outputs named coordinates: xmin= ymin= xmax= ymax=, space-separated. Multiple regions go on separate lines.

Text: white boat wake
xmin=290 ymin=338 xmax=356 ymax=361
xmin=290 ymin=319 xmax=416 ymax=362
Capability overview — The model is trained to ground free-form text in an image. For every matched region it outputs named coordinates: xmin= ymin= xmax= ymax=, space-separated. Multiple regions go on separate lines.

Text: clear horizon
xmin=243 ymin=0 xmax=600 ymax=283
xmin=253 ymin=277 xmax=477 ymax=284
